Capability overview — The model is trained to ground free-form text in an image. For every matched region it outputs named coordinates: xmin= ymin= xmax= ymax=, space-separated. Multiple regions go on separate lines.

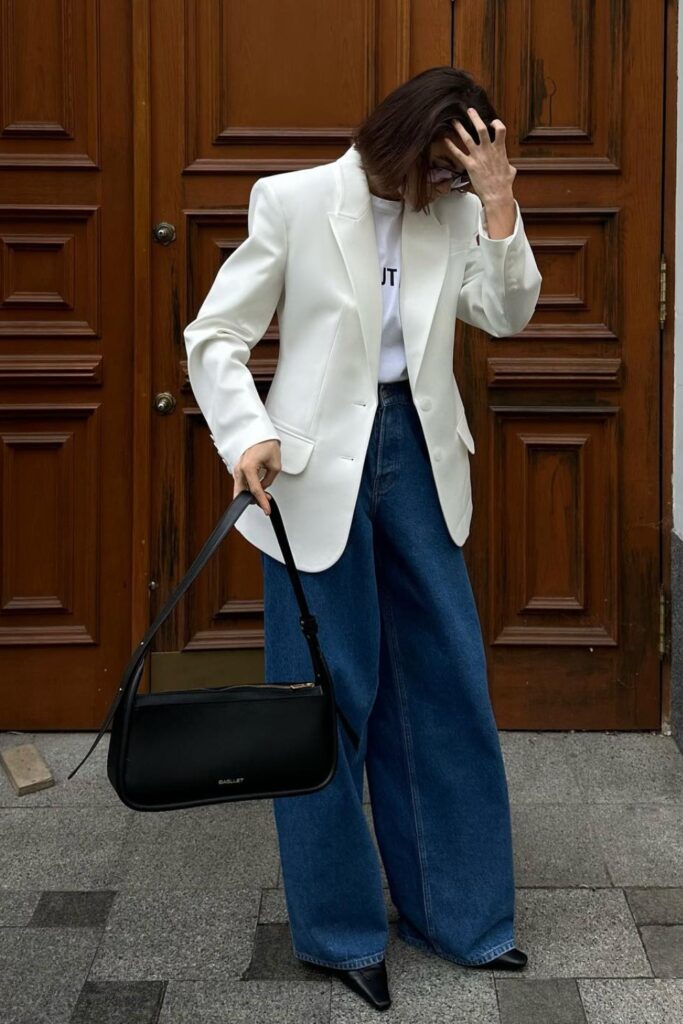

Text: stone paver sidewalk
xmin=1 ymin=730 xmax=682 ymax=1023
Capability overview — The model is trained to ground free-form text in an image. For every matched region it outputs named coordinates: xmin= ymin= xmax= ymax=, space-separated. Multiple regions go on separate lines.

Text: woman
xmin=184 ymin=67 xmax=542 ymax=1011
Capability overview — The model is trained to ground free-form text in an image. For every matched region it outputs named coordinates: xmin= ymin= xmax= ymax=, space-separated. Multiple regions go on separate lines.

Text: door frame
xmin=661 ymin=0 xmax=678 ymax=731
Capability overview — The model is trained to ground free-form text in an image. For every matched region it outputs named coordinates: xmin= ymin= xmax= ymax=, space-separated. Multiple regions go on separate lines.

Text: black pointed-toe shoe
xmin=308 ymin=957 xmax=392 ymax=1011
xmin=471 ymin=947 xmax=528 ymax=970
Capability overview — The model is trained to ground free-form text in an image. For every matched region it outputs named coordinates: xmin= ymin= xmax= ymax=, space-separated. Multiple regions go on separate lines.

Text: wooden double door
xmin=0 ymin=0 xmax=667 ymax=731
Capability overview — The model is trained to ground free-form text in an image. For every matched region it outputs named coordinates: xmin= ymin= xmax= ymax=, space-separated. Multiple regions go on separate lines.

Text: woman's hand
xmin=233 ymin=439 xmax=281 ymax=515
xmin=445 ymin=107 xmax=516 ymax=206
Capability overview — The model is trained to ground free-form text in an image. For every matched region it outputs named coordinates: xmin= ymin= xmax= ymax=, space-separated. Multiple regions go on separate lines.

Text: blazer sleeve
xmin=455 ymin=193 xmax=542 ymax=337
xmin=183 ymin=177 xmax=286 ymax=475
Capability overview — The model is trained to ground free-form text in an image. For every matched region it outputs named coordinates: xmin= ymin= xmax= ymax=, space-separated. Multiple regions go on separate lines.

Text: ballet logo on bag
xmin=218 ymin=777 xmax=245 ymax=785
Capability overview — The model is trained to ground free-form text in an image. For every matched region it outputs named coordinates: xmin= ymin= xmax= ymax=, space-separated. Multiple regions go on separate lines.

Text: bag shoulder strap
xmin=68 ymin=491 xmax=359 ymax=780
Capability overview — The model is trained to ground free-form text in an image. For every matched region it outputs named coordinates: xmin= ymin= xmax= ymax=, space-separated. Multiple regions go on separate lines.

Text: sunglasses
xmin=426 ymin=164 xmax=471 ymax=191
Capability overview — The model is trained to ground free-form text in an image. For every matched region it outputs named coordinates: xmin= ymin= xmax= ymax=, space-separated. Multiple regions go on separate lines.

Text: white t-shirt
xmin=370 ymin=193 xmax=409 ymax=383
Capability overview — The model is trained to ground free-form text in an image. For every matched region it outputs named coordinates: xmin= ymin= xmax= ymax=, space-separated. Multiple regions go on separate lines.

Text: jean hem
xmin=295 ymin=948 xmax=386 ymax=970
xmin=396 ymin=926 xmax=516 ymax=966
xmin=437 ymin=936 xmax=517 ymax=966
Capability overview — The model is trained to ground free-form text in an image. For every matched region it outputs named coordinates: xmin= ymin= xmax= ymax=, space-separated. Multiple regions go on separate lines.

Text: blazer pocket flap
xmin=456 ymin=415 xmax=476 ymax=454
xmin=273 ymin=422 xmax=316 ymax=474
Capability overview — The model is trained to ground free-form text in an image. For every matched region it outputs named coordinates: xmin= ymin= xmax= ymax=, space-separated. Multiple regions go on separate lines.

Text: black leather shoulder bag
xmin=67 ymin=489 xmax=359 ymax=811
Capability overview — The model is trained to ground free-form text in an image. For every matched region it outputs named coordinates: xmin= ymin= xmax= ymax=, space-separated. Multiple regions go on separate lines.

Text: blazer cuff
xmin=213 ymin=423 xmax=281 ymax=475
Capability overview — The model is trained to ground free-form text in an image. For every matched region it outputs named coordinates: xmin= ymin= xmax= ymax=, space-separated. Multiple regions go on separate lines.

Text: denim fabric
xmin=260 ymin=378 xmax=516 ymax=970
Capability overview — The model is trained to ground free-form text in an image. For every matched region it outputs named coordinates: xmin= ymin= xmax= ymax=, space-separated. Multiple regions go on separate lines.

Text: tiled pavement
xmin=1 ymin=730 xmax=682 ymax=1023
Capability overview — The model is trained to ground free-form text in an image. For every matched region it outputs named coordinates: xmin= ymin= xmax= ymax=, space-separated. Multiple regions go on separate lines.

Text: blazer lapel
xmin=327 ymin=144 xmax=450 ymax=386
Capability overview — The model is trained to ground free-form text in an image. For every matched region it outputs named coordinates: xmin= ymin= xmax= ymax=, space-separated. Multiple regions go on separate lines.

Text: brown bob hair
xmin=350 ymin=66 xmax=499 ymax=214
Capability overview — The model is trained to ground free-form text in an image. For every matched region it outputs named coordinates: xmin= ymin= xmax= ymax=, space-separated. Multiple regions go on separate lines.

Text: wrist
xmin=480 ymin=191 xmax=516 ymax=240
xmin=482 ymin=190 xmax=515 ymax=210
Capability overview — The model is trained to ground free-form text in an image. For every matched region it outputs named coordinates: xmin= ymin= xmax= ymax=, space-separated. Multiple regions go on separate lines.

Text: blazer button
xmin=433 ymin=447 xmax=442 ymax=461
xmin=420 ymin=397 xmax=432 ymax=411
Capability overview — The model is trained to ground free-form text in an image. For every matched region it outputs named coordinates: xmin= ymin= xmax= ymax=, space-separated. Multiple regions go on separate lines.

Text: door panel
xmin=457 ymin=0 xmax=663 ymax=726
xmin=0 ymin=0 xmax=134 ymax=727
xmin=151 ymin=0 xmax=453 ymax=666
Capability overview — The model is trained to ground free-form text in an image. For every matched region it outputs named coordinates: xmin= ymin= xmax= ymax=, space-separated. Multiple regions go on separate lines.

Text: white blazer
xmin=184 ymin=144 xmax=542 ymax=572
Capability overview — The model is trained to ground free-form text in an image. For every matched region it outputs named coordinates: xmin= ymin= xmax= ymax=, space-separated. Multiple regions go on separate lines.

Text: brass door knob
xmin=152 ymin=221 xmax=176 ymax=245
xmin=154 ymin=392 xmax=176 ymax=415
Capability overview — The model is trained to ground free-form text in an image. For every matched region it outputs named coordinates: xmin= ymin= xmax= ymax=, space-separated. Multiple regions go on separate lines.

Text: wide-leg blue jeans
xmin=260 ymin=378 xmax=516 ymax=970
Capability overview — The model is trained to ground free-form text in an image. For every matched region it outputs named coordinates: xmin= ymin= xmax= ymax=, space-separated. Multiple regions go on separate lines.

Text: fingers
xmin=490 ymin=118 xmax=507 ymax=145
xmin=245 ymin=464 xmax=273 ymax=515
xmin=451 ymin=118 xmax=477 ymax=154
xmin=444 ymin=135 xmax=471 ymax=169
xmin=257 ymin=464 xmax=280 ymax=491
xmin=233 ymin=453 xmax=281 ymax=515
xmin=453 ymin=108 xmax=507 ymax=148
xmin=234 ymin=469 xmax=270 ymax=515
